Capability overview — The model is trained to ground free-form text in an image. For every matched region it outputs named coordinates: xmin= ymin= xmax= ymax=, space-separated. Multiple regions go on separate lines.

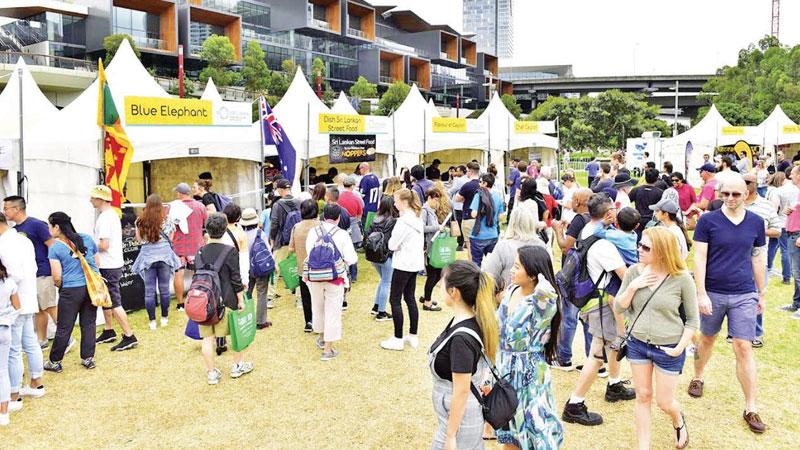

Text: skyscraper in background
xmin=463 ymin=0 xmax=514 ymax=58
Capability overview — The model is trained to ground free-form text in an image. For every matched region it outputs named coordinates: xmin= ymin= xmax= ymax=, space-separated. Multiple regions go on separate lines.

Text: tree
xmin=199 ymin=35 xmax=240 ymax=87
xmin=103 ymin=34 xmax=140 ymax=63
xmin=377 ymin=81 xmax=411 ymax=115
xmin=241 ymin=41 xmax=269 ymax=93
xmin=528 ymin=90 xmax=670 ymax=151
xmin=281 ymin=59 xmax=298 ymax=79
xmin=349 ymin=76 xmax=378 ymax=114
xmin=697 ymin=36 xmax=800 ymax=124
xmin=501 ymin=94 xmax=522 ymax=119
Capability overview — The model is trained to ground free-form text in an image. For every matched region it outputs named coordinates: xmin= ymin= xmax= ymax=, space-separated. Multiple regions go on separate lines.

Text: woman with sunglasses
xmin=669 ymin=173 xmax=696 ymax=217
xmin=614 ymin=228 xmax=699 ymax=449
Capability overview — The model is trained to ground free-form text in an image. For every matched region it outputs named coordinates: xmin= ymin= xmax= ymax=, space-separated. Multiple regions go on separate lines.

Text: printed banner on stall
xmin=0 ymin=139 xmax=15 ymax=170
xmin=124 ymin=97 xmax=252 ymax=126
xmin=318 ymin=113 xmax=389 ymax=134
xmin=721 ymin=126 xmax=745 ymax=136
xmin=514 ymin=121 xmax=556 ymax=134
xmin=431 ymin=118 xmax=486 ymax=133
xmin=784 ymin=125 xmax=800 ymax=134
xmin=329 ymin=134 xmax=377 ymax=164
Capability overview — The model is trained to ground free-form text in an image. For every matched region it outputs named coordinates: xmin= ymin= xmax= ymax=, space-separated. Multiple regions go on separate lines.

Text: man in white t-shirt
xmin=90 ymin=186 xmax=138 ymax=352
xmin=562 ymin=193 xmax=633 ymax=426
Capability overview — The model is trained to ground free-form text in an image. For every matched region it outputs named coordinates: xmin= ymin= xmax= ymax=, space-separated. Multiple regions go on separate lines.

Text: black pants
xmin=507 ymin=196 xmax=515 ymax=224
xmin=587 ymin=176 xmax=596 ymax=189
xmin=298 ymin=279 xmax=313 ymax=324
xmin=423 ymin=262 xmax=442 ymax=303
xmin=50 ymin=286 xmax=97 ymax=362
xmin=389 ymin=269 xmax=419 ymax=339
xmin=455 ymin=210 xmax=464 ymax=248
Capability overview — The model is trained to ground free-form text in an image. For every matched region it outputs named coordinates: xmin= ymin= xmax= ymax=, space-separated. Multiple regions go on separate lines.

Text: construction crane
xmin=772 ymin=0 xmax=780 ymax=40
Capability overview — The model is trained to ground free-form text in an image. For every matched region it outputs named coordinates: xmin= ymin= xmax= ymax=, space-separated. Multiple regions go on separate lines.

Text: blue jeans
xmin=789 ymin=231 xmax=800 ymax=309
xmin=349 ymin=264 xmax=358 ymax=283
xmin=9 ymin=314 xmax=43 ymax=393
xmin=371 ymin=258 xmax=393 ymax=312
xmin=557 ymin=297 xmax=592 ymax=364
xmin=757 ymin=186 xmax=767 ymax=197
xmin=144 ymin=261 xmax=172 ymax=321
xmin=470 ymin=238 xmax=498 ymax=267
xmin=767 ymin=229 xmax=791 ymax=282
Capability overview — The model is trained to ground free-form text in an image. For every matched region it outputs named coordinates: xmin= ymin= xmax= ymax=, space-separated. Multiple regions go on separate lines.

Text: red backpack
xmin=185 ymin=246 xmax=233 ymax=326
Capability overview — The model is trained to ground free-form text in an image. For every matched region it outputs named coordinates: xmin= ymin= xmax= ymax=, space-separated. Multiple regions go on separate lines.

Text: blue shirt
xmin=586 ymin=160 xmax=600 ymax=177
xmin=47 ymin=233 xmax=99 ymax=288
xmin=592 ymin=224 xmax=638 ymax=266
xmin=359 ymin=174 xmax=381 ymax=213
xmin=693 ymin=209 xmax=766 ymax=295
xmin=469 ymin=190 xmax=505 ymax=240
xmin=14 ymin=217 xmax=52 ymax=277
xmin=508 ymin=168 xmax=521 ymax=199
xmin=459 ymin=179 xmax=481 ymax=219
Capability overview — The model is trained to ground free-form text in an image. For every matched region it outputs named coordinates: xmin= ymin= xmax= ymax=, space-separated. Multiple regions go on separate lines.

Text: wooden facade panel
xmin=160 ymin=4 xmax=177 ymax=52
xmin=326 ymin=2 xmax=341 ymax=33
xmin=442 ymin=33 xmax=457 ymax=61
xmin=225 ymin=17 xmax=242 ymax=62
xmin=409 ymin=58 xmax=430 ymax=91
xmin=462 ymin=40 xmax=476 ymax=66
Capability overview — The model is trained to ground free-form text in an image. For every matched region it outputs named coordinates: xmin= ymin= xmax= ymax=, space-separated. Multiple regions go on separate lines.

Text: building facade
xmin=462 ymin=0 xmax=513 ymax=59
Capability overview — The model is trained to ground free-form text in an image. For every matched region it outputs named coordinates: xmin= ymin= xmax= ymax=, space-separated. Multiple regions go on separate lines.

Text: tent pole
xmin=258 ymin=98 xmax=265 ymax=209
xmin=305 ymin=102 xmax=310 ymax=190
xmin=392 ymin=111 xmax=397 ymax=176
xmin=423 ymin=109 xmax=427 ymax=165
xmin=556 ymin=116 xmax=561 ymax=181
xmin=487 ymin=114 xmax=491 ymax=168
xmin=17 ymin=68 xmax=24 ymax=197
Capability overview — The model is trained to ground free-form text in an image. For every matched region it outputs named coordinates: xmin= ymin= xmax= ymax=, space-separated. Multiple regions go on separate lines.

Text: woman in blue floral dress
xmin=495 ymin=245 xmax=564 ymax=449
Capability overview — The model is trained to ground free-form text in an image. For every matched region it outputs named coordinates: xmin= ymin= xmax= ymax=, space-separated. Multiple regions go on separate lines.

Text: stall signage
xmin=319 ymin=113 xmax=365 ymax=133
xmin=721 ymin=126 xmax=745 ymax=136
xmin=784 ymin=125 xmax=800 ymax=134
xmin=125 ymin=96 xmax=212 ymax=125
xmin=212 ymin=101 xmax=252 ymax=126
xmin=515 ymin=120 xmax=556 ymax=134
xmin=329 ymin=134 xmax=377 ymax=163
xmin=432 ymin=118 xmax=467 ymax=133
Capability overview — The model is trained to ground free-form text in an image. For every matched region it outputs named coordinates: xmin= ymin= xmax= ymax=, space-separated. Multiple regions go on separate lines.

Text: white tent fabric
xmin=200 ymin=78 xmax=223 ymax=102
xmin=661 ymin=104 xmax=731 ymax=184
xmin=391 ymin=83 xmax=429 ymax=171
xmin=759 ymin=105 xmax=800 ymax=149
xmin=331 ymin=91 xmax=358 ymax=115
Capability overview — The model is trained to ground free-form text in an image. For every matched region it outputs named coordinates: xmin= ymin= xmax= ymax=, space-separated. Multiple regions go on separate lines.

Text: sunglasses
xmin=720 ymin=191 xmax=743 ymax=198
xmin=671 ymin=179 xmax=680 ymax=183
xmin=638 ymin=243 xmax=651 ymax=252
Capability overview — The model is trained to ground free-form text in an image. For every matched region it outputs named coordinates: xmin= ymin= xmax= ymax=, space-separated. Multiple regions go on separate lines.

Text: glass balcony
xmin=112 ymin=29 xmax=166 ymax=51
xmin=194 ymin=0 xmax=238 ymax=14
xmin=374 ymin=37 xmax=415 ymax=56
xmin=348 ymin=28 xmax=366 ymax=39
xmin=379 ymin=75 xmax=393 ymax=84
xmin=0 ymin=50 xmax=95 ymax=71
xmin=309 ymin=18 xmax=332 ymax=31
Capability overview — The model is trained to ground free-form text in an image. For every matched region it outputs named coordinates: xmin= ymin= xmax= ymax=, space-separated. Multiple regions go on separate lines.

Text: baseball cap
xmin=275 ymin=179 xmax=291 ymax=190
xmin=697 ymin=163 xmax=716 ymax=173
xmin=174 ymin=182 xmax=192 ymax=195
xmin=343 ymin=176 xmax=356 ymax=187
xmin=742 ymin=173 xmax=757 ymax=183
xmin=649 ymin=198 xmax=679 ymax=215
xmin=90 ymin=185 xmax=112 ymax=202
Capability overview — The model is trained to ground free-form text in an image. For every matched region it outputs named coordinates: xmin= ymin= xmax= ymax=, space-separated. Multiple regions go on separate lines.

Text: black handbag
xmin=470 ymin=355 xmax=519 ymax=430
xmin=616 ymin=275 xmax=670 ymax=362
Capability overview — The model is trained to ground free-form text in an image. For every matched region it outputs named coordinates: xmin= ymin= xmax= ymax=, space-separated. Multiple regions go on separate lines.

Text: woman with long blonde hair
xmin=495 ymin=245 xmax=564 ymax=449
xmin=429 ymin=261 xmax=499 ymax=450
xmin=383 ymin=176 xmax=403 ymax=197
xmin=614 ymin=227 xmax=700 ymax=450
xmin=381 ymin=188 xmax=425 ymax=351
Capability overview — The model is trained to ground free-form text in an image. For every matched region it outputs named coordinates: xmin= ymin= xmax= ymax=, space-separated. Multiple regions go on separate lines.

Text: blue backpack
xmin=303 ymin=225 xmax=347 ymax=282
xmin=213 ymin=192 xmax=234 ymax=212
xmin=279 ymin=201 xmax=301 ymax=246
xmin=555 ymin=235 xmax=606 ymax=308
xmin=549 ymin=180 xmax=564 ymax=200
xmin=249 ymin=231 xmax=275 ymax=277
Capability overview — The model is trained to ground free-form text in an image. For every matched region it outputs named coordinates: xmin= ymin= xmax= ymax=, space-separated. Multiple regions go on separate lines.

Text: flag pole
xmin=391 ymin=108 xmax=397 ymax=176
xmin=258 ymin=97 xmax=266 ymax=209
xmin=98 ymin=60 xmax=105 ymax=186
xmin=17 ymin=68 xmax=24 ymax=197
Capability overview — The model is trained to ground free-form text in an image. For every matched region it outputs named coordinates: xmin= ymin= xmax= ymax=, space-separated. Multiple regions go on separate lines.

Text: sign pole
xmin=392 ymin=110 xmax=397 ymax=176
xmin=17 ymin=68 xmax=24 ymax=196
xmin=305 ymin=102 xmax=311 ymax=190
xmin=178 ymin=45 xmax=184 ymax=98
xmin=258 ymin=98 xmax=266 ymax=209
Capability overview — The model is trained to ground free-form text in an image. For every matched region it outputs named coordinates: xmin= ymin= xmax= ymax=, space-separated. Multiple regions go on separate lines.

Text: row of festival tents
xmin=0 ymin=39 xmax=559 ymax=229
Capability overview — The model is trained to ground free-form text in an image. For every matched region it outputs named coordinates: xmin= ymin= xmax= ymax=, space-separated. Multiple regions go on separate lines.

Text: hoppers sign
xmin=124 ymin=96 xmax=251 ymax=126
xmin=329 ymin=134 xmax=377 ymax=164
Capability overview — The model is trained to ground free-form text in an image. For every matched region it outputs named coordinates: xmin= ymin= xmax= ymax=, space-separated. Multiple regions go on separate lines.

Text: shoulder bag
xmin=65 ymin=240 xmax=112 ymax=308
xmin=615 ymin=274 xmax=670 ymax=362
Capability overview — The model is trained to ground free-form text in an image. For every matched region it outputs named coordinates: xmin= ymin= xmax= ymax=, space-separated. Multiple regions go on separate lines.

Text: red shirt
xmin=338 ymin=190 xmax=363 ymax=219
xmin=173 ymin=199 xmax=207 ymax=257
xmin=675 ymin=183 xmax=697 ymax=212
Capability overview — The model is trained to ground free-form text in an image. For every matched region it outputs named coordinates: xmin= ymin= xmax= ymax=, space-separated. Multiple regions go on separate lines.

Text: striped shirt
xmin=745 ymin=196 xmax=781 ymax=251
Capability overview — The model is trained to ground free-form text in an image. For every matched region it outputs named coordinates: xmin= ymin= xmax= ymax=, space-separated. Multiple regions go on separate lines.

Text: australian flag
xmin=260 ymin=96 xmax=296 ymax=184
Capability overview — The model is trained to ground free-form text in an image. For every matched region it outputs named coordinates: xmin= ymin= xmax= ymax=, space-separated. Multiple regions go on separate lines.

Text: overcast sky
xmin=373 ymin=0 xmax=800 ymax=76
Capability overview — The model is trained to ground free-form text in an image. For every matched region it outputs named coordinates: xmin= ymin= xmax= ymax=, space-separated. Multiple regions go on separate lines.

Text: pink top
xmin=697 ymin=179 xmax=718 ymax=207
xmin=786 ymin=192 xmax=800 ymax=232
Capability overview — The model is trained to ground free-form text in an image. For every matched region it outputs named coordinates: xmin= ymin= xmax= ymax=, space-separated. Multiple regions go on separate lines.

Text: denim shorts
xmin=627 ymin=336 xmax=686 ymax=376
xmin=700 ymin=291 xmax=757 ymax=341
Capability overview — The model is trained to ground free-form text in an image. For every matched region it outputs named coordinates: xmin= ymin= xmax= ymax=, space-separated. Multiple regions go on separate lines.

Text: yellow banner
xmin=432 ymin=117 xmax=467 ymax=133
xmin=124 ymin=96 xmax=212 ymax=125
xmin=318 ymin=113 xmax=366 ymax=133
xmin=515 ymin=122 xmax=540 ymax=134
xmin=721 ymin=126 xmax=745 ymax=135
xmin=784 ymin=125 xmax=800 ymax=134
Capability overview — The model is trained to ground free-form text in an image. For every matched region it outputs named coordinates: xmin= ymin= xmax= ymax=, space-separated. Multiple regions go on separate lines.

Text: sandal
xmin=423 ymin=304 xmax=442 ymax=311
xmin=675 ymin=412 xmax=689 ymax=449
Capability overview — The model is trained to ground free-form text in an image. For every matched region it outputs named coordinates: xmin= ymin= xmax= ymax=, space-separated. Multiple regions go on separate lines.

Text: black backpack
xmin=555 ymin=235 xmax=606 ymax=308
xmin=364 ymin=218 xmax=393 ymax=263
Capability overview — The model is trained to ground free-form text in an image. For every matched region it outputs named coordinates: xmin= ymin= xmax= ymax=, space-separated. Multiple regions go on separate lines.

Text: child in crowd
xmin=592 ymin=207 xmax=641 ymax=266
xmin=0 ymin=260 xmax=20 ymax=426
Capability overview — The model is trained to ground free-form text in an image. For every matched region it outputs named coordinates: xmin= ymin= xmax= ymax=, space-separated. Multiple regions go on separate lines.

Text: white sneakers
xmin=160 ymin=317 xmax=169 ymax=327
xmin=230 ymin=361 xmax=254 ymax=378
xmin=381 ymin=335 xmax=419 ymax=351
xmin=19 ymin=385 xmax=46 ymax=398
xmin=149 ymin=321 xmax=157 ymax=330
xmin=8 ymin=398 xmax=23 ymax=412
xmin=0 ymin=413 xmax=8 ymax=426
xmin=207 ymin=368 xmax=222 ymax=385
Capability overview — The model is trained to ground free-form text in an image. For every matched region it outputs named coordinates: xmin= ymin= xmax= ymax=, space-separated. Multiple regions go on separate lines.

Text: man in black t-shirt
xmin=426 ymin=159 xmax=442 ymax=181
xmin=454 ymin=162 xmax=482 ymax=259
xmin=628 ymin=168 xmax=663 ymax=241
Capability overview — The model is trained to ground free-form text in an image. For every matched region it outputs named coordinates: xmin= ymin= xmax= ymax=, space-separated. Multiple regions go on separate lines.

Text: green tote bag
xmin=429 ymin=233 xmax=458 ymax=269
xmin=228 ymin=295 xmax=256 ymax=352
xmin=278 ymin=252 xmax=300 ymax=291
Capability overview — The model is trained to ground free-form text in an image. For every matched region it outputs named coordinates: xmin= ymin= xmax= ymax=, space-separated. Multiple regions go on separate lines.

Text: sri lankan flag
xmin=97 ymin=58 xmax=133 ymax=212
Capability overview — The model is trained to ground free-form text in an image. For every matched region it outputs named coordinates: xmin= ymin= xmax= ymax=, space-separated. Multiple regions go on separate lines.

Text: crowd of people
xmin=0 ymin=151 xmax=790 ymax=449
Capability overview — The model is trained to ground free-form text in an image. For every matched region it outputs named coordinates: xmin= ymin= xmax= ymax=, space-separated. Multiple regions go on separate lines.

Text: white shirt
xmin=305 ymin=221 xmax=359 ymax=285
xmin=94 ymin=208 xmax=124 ymax=269
xmin=580 ymin=222 xmax=625 ymax=289
xmin=388 ymin=210 xmax=426 ymax=272
xmin=0 ymin=228 xmax=38 ymax=314
xmin=615 ymin=190 xmax=631 ymax=209
xmin=561 ymin=185 xmax=578 ymax=223
xmin=666 ymin=223 xmax=689 ymax=260
xmin=0 ymin=278 xmax=19 ymax=326
xmin=221 ymin=225 xmax=250 ymax=283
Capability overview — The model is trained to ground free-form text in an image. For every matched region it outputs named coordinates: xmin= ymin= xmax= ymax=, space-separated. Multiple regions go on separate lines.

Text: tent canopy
xmin=331 ymin=91 xmax=358 ymax=115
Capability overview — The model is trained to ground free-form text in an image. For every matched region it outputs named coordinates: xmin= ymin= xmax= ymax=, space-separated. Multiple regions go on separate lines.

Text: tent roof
xmin=0 ymin=57 xmax=58 ymax=139
xmin=200 ymin=78 xmax=223 ymax=102
xmin=331 ymin=91 xmax=358 ymax=115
